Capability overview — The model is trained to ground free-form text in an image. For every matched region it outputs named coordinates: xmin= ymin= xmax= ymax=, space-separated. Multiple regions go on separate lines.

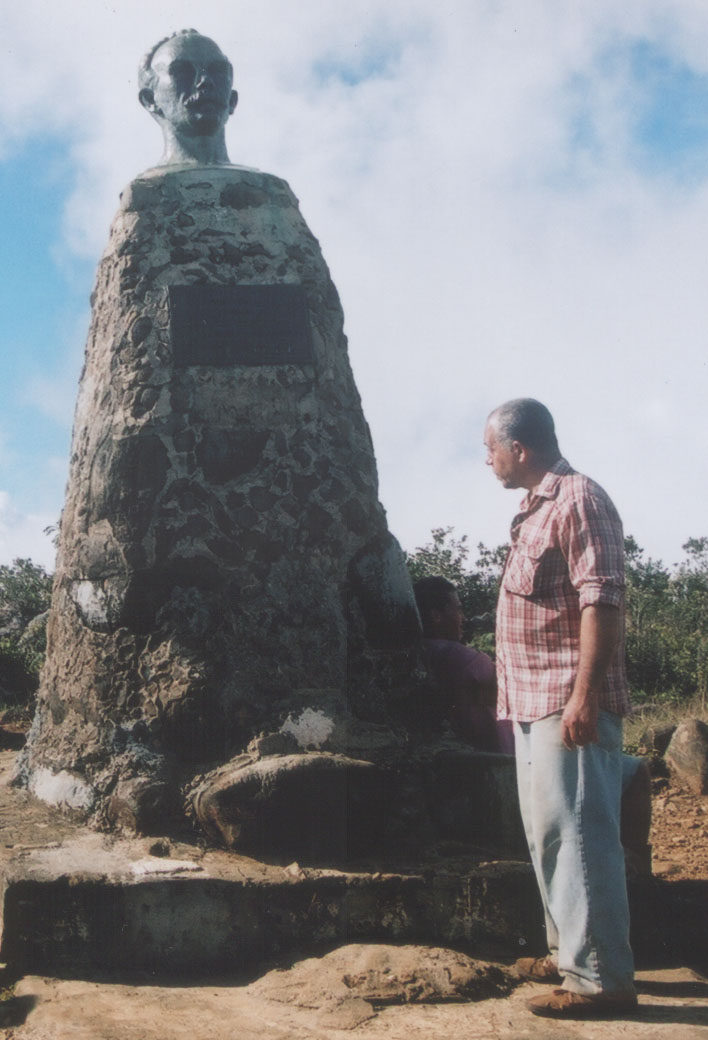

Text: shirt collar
xmin=520 ymin=457 xmax=572 ymax=510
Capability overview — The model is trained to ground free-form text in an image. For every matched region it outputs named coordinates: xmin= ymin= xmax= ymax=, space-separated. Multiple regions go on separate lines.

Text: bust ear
xmin=139 ymin=87 xmax=158 ymax=114
xmin=228 ymin=90 xmax=238 ymax=114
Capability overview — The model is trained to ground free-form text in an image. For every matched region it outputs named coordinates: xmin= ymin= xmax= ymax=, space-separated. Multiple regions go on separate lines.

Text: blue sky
xmin=0 ymin=139 xmax=88 ymax=562
xmin=1 ymin=1 xmax=708 ymax=570
xmin=629 ymin=41 xmax=708 ymax=175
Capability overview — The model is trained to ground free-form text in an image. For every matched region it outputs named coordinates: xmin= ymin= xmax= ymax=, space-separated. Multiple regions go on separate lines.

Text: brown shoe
xmin=514 ymin=956 xmax=562 ymax=984
xmin=527 ymin=987 xmax=638 ymax=1019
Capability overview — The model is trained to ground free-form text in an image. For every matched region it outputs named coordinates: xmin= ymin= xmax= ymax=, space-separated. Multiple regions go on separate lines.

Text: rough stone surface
xmin=189 ymin=743 xmax=527 ymax=860
xmin=250 ymin=943 xmax=516 ymax=1011
xmin=191 ymin=751 xmax=385 ymax=858
xmin=665 ymin=718 xmax=708 ymax=795
xmin=638 ymin=724 xmax=676 ymax=756
xmin=19 ymin=165 xmax=424 ymax=832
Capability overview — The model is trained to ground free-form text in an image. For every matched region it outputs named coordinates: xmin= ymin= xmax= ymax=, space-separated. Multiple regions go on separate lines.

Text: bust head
xmin=139 ymin=30 xmax=238 ymax=165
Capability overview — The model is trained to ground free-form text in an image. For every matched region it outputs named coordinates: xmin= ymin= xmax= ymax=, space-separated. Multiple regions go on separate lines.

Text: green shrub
xmin=0 ymin=558 xmax=53 ymax=710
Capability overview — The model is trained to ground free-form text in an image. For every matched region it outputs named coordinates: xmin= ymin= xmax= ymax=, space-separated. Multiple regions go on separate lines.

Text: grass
xmin=624 ymin=694 xmax=708 ymax=752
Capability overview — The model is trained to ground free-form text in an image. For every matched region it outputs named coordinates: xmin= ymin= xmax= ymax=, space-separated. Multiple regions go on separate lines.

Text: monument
xmin=16 ymin=30 xmax=426 ymax=845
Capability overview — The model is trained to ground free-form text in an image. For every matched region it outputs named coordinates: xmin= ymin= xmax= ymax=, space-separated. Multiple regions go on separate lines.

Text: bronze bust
xmin=138 ymin=29 xmax=238 ymax=166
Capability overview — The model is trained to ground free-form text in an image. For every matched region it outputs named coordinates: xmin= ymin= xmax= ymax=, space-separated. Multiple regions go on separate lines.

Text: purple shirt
xmin=424 ymin=638 xmax=513 ymax=753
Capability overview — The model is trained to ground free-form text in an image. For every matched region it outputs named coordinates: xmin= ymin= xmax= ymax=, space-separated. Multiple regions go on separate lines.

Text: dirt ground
xmin=648 ymin=776 xmax=708 ymax=881
xmin=3 ymin=963 xmax=708 ymax=1039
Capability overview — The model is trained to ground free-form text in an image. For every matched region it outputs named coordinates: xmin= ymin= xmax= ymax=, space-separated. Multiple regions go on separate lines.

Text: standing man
xmin=484 ymin=398 xmax=636 ymax=1019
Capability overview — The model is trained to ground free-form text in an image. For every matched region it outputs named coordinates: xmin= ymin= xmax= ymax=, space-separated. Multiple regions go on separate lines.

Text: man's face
xmin=440 ymin=592 xmax=464 ymax=641
xmin=147 ymin=35 xmax=237 ymax=137
xmin=484 ymin=421 xmax=524 ymax=489
xmin=433 ymin=592 xmax=465 ymax=642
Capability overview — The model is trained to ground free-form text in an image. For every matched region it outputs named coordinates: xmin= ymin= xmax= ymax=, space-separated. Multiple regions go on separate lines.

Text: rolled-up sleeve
xmin=562 ymin=491 xmax=625 ymax=611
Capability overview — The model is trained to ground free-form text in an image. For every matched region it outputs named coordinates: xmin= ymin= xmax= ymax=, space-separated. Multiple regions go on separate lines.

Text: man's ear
xmin=139 ymin=87 xmax=159 ymax=114
xmin=228 ymin=89 xmax=238 ymax=114
xmin=512 ymin=440 xmax=526 ymax=462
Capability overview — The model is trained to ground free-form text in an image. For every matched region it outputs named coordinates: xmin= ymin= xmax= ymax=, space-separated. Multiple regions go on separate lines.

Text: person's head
xmin=413 ymin=576 xmax=464 ymax=641
xmin=484 ymin=398 xmax=560 ymax=491
xmin=139 ymin=30 xmax=238 ymax=151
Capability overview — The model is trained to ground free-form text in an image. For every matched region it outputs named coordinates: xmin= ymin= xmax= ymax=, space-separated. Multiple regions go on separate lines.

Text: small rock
xmin=665 ymin=719 xmax=708 ymax=795
xmin=638 ymin=724 xmax=676 ymax=756
xmin=316 ymin=997 xmax=376 ymax=1030
xmin=106 ymin=777 xmax=175 ymax=835
xmin=247 ymin=731 xmax=300 ymax=757
xmin=148 ymin=838 xmax=171 ymax=857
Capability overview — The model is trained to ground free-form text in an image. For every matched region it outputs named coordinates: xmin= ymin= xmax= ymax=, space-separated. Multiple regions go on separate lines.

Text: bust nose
xmin=194 ymin=67 xmax=215 ymax=90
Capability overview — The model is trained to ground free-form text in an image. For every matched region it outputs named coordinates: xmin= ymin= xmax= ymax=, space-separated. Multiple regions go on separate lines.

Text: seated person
xmin=414 ymin=575 xmax=652 ymax=873
xmin=413 ymin=576 xmax=513 ymax=752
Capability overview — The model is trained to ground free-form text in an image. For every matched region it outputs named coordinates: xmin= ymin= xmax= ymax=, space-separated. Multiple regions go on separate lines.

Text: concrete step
xmin=0 ymin=831 xmax=545 ymax=975
xmin=0 ymin=751 xmax=706 ymax=978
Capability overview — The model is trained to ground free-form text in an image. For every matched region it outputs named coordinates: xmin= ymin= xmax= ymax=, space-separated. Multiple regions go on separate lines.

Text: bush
xmin=0 ymin=558 xmax=53 ymax=710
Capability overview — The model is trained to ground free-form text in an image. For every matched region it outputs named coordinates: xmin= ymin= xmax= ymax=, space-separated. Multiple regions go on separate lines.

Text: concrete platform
xmin=0 ymin=751 xmax=707 ymax=979
xmin=0 ymin=750 xmax=544 ymax=975
xmin=0 ymin=830 xmax=548 ymax=976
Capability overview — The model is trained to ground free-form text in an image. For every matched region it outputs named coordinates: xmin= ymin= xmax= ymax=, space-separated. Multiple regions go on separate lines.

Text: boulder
xmin=106 ymin=776 xmax=177 ymax=835
xmin=665 ymin=718 xmax=708 ymax=794
xmin=638 ymin=723 xmax=676 ymax=756
xmin=191 ymin=752 xmax=387 ymax=860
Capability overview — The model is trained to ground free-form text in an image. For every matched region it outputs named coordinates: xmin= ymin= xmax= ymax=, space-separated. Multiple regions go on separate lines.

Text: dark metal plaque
xmin=168 ymin=284 xmax=314 ymax=366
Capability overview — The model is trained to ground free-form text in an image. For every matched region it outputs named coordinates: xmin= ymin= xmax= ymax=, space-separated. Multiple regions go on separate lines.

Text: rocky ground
xmin=650 ymin=777 xmax=708 ymax=881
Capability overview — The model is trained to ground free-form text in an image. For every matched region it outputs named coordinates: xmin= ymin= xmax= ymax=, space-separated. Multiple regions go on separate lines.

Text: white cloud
xmin=0 ymin=492 xmax=56 ymax=571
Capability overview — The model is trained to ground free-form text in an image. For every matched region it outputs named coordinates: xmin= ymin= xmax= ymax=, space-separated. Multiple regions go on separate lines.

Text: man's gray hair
xmin=138 ymin=29 xmax=201 ymax=94
xmin=490 ymin=398 xmax=560 ymax=457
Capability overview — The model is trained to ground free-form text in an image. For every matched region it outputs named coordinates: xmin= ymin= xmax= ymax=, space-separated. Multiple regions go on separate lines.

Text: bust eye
xmin=168 ymin=60 xmax=196 ymax=89
xmin=208 ymin=62 xmax=231 ymax=85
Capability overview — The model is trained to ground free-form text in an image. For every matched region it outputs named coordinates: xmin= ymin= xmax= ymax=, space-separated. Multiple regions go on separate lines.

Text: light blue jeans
xmin=514 ymin=710 xmax=635 ymax=996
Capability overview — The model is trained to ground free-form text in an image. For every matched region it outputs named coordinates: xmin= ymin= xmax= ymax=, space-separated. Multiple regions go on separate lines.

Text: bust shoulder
xmin=119 ymin=164 xmax=295 ymax=214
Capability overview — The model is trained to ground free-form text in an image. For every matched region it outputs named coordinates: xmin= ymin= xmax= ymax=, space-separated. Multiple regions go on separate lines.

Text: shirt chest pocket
xmin=503 ymin=541 xmax=566 ymax=598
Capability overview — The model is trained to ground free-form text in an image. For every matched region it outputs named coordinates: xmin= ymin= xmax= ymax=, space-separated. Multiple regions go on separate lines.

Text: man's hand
xmin=562 ymin=604 xmax=620 ymax=750
xmin=561 ymin=689 xmax=599 ymax=749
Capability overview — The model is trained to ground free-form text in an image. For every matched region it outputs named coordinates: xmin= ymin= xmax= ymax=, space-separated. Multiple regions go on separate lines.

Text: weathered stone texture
xmin=192 ymin=751 xmax=385 ymax=859
xmin=19 ymin=165 xmax=422 ymax=830
xmin=250 ymin=944 xmax=516 ymax=1010
xmin=665 ymin=718 xmax=708 ymax=795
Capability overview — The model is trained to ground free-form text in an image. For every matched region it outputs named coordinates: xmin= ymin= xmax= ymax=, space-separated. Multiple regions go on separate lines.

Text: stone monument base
xmin=0 ymin=751 xmax=704 ymax=979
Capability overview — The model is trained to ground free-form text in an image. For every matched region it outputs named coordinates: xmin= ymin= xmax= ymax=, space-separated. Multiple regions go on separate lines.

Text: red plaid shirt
xmin=496 ymin=458 xmax=630 ymax=722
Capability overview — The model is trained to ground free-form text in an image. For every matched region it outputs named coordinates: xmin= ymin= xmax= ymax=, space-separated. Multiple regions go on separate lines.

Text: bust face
xmin=145 ymin=34 xmax=237 ymax=138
